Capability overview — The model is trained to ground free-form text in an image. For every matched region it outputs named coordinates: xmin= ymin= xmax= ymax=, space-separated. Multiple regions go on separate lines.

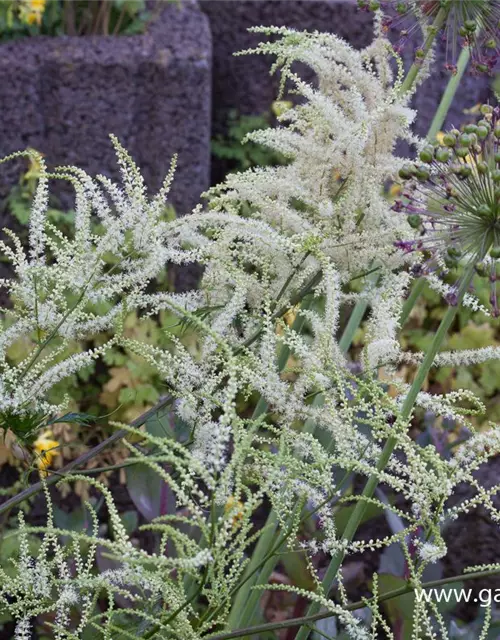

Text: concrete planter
xmin=0 ymin=0 xmax=211 ymax=219
xmin=201 ymin=0 xmax=492 ymax=138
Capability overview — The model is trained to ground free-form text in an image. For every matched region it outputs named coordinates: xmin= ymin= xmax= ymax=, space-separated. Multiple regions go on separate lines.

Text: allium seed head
xmin=395 ymin=104 xmax=500 ymax=314
xmin=360 ymin=0 xmax=500 ymax=74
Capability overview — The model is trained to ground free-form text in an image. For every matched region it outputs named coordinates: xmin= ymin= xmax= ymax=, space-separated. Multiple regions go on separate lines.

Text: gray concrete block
xmin=0 ymin=0 xmax=212 ymax=220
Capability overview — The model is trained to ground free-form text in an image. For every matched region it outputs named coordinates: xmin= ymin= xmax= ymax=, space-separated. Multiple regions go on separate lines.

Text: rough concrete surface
xmin=0 ymin=0 xmax=212 ymax=220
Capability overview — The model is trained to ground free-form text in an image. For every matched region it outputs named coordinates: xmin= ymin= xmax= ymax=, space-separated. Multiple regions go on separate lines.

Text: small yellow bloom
xmin=271 ymin=100 xmax=293 ymax=117
xmin=33 ymin=430 xmax=60 ymax=476
xmin=388 ymin=183 xmax=401 ymax=198
xmin=20 ymin=0 xmax=46 ymax=26
xmin=224 ymin=496 xmax=244 ymax=530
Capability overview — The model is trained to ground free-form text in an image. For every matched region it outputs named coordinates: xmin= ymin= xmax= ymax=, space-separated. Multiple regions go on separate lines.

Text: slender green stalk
xmin=295 ymin=263 xmax=476 ymax=640
xmin=398 ymin=7 xmax=449 ymax=96
xmin=207 ymin=566 xmax=500 ymax=640
xmin=338 ymin=269 xmax=380 ymax=353
xmin=426 ymin=44 xmax=471 ymax=143
xmin=400 ymin=277 xmax=426 ymax=327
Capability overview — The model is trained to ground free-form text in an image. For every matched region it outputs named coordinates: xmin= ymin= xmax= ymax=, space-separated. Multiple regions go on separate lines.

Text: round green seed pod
xmin=459 ymin=26 xmax=468 ymax=37
xmin=443 ymin=133 xmax=456 ymax=147
xmin=464 ymin=124 xmax=478 ymax=134
xmin=459 ymin=133 xmax=472 ymax=147
xmin=477 ymin=126 xmax=489 ymax=139
xmin=492 ymin=169 xmax=500 ymax=182
xmin=465 ymin=19 xmax=477 ymax=32
xmin=419 ymin=148 xmax=434 ymax=163
xmin=486 ymin=38 xmax=496 ymax=49
xmin=435 ymin=147 xmax=450 ymax=163
xmin=477 ymin=161 xmax=489 ymax=174
xmin=455 ymin=147 xmax=469 ymax=158
xmin=477 ymin=119 xmax=491 ymax=129
xmin=476 ymin=63 xmax=489 ymax=74
xmin=476 ymin=261 xmax=488 ymax=276
xmin=491 ymin=247 xmax=500 ymax=259
xmin=459 ymin=165 xmax=472 ymax=178
xmin=495 ymin=152 xmax=500 ymax=163
xmin=408 ymin=214 xmax=421 ymax=229
xmin=451 ymin=129 xmax=461 ymax=137
xmin=369 ymin=0 xmax=380 ymax=9
xmin=495 ymin=126 xmax=500 ymax=139
xmin=447 ymin=247 xmax=462 ymax=258
xmin=398 ymin=166 xmax=412 ymax=180
xmin=444 ymin=256 xmax=458 ymax=269
xmin=416 ymin=167 xmax=430 ymax=181
xmin=480 ymin=104 xmax=493 ymax=115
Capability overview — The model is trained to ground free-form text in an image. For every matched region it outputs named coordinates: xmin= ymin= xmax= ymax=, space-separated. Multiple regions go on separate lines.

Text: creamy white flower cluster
xmin=167 ymin=27 xmax=418 ymax=344
xmin=0 ymin=139 xmax=183 ymax=420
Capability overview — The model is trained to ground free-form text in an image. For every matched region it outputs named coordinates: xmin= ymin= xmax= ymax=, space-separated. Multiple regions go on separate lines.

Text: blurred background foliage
xmin=0 ymin=0 xmax=156 ymax=40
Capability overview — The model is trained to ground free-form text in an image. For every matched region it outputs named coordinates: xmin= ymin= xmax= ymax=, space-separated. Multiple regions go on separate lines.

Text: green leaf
xmin=53 ymin=504 xmax=94 ymax=535
xmin=47 ymin=411 xmax=95 ymax=427
xmin=281 ymin=550 xmax=316 ymax=591
xmin=126 ymin=463 xmax=174 ymax=522
xmin=375 ymin=574 xmax=415 ymax=640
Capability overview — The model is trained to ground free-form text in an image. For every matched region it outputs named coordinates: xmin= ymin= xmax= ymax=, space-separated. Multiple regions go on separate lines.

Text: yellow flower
xmin=388 ymin=183 xmax=401 ymax=198
xmin=20 ymin=0 xmax=46 ymax=26
xmin=224 ymin=496 xmax=244 ymax=530
xmin=33 ymin=430 xmax=60 ymax=476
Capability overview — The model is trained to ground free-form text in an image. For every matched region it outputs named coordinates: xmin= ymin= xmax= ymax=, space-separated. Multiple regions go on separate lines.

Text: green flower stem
xmin=338 ymin=269 xmax=380 ymax=353
xmin=295 ymin=263 xmax=476 ymax=640
xmin=207 ymin=566 xmax=500 ymax=640
xmin=398 ymin=6 xmax=449 ymax=96
xmin=400 ymin=277 xmax=426 ymax=327
xmin=426 ymin=46 xmax=471 ymax=142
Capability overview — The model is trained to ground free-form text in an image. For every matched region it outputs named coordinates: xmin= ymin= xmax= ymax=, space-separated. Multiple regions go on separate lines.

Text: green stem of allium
xmin=205 ymin=472 xmax=354 ymax=631
xmin=294 ymin=263 xmax=476 ymax=640
xmin=398 ymin=6 xmax=449 ymax=96
xmin=207 ymin=566 xmax=500 ymax=640
xmin=338 ymin=268 xmax=380 ymax=353
xmin=226 ymin=511 xmax=280 ymax=633
xmin=426 ymin=46 xmax=471 ymax=142
xmin=400 ymin=277 xmax=426 ymax=327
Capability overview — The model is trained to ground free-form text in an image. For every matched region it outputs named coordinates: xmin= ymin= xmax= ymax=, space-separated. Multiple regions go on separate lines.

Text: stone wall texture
xmin=0 ymin=0 xmax=211 ymax=220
